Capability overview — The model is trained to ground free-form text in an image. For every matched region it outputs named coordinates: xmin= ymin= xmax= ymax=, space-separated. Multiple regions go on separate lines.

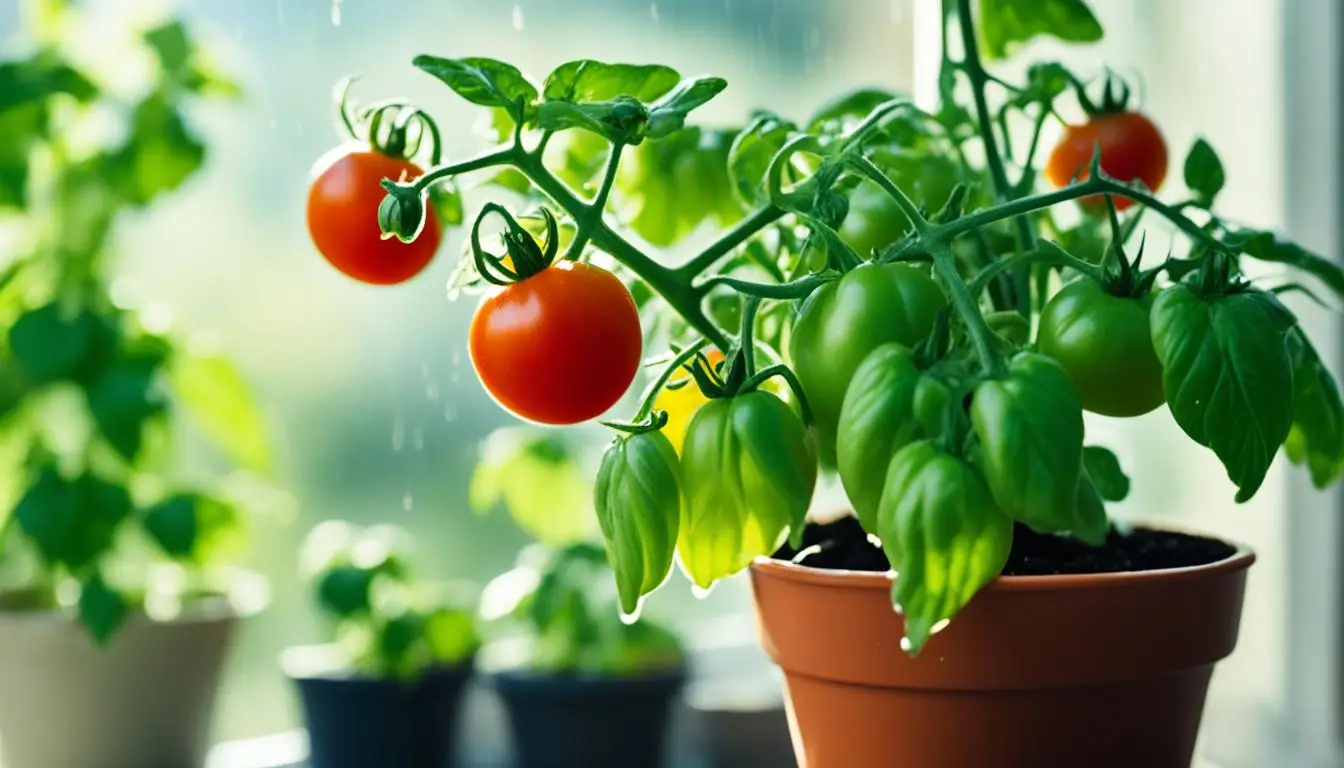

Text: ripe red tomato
xmin=1043 ymin=111 xmax=1168 ymax=212
xmin=469 ymin=261 xmax=642 ymax=425
xmin=307 ymin=146 xmax=442 ymax=285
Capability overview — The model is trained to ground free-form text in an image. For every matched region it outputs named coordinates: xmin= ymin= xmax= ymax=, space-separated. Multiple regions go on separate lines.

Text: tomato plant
xmin=315 ymin=0 xmax=1344 ymax=659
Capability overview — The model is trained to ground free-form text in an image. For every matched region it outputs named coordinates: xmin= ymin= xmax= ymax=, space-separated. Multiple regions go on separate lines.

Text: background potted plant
xmin=306 ymin=0 xmax=1344 ymax=764
xmin=472 ymin=427 xmax=687 ymax=768
xmin=0 ymin=5 xmax=273 ymax=767
xmin=283 ymin=520 xmax=480 ymax=768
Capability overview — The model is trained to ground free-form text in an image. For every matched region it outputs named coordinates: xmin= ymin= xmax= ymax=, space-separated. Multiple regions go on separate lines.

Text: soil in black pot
xmin=773 ymin=516 xmax=1236 ymax=576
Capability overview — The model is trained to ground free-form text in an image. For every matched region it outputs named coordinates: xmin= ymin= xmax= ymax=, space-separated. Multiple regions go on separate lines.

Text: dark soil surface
xmin=772 ymin=515 xmax=1237 ymax=576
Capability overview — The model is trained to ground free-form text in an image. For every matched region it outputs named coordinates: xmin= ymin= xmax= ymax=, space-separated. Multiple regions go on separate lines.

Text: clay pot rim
xmin=753 ymin=521 xmax=1256 ymax=592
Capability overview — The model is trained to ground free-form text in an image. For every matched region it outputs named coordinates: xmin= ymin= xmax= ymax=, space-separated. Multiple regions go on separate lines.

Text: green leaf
xmin=1082 ymin=445 xmax=1130 ymax=502
xmin=1183 ymin=138 xmax=1225 ymax=207
xmin=413 ymin=56 xmax=538 ymax=116
xmin=536 ymin=97 xmax=649 ymax=144
xmin=977 ymin=0 xmax=1104 ymax=60
xmin=1228 ymin=229 xmax=1344 ymax=305
xmin=8 ymin=304 xmax=102 ymax=384
xmin=15 ymin=469 xmax=132 ymax=572
xmin=1151 ymin=286 xmax=1294 ymax=502
xmin=615 ymin=127 xmax=743 ymax=247
xmin=143 ymin=493 xmax=240 ymax=564
xmin=543 ymin=61 xmax=679 ymax=104
xmin=0 ymin=57 xmax=97 ymax=111
xmin=168 ymin=350 xmax=270 ymax=473
xmin=143 ymin=495 xmax=197 ymax=558
xmin=317 ymin=565 xmax=375 ymax=618
xmin=111 ymin=90 xmax=205 ymax=206
xmin=424 ymin=607 xmax=480 ymax=664
xmin=727 ymin=113 xmax=796 ymax=206
xmin=143 ymin=21 xmax=193 ymax=74
xmin=1284 ymin=328 xmax=1344 ymax=488
xmin=86 ymin=358 xmax=165 ymax=463
xmin=429 ymin=182 xmax=464 ymax=227
xmin=469 ymin=428 xmax=593 ymax=545
xmin=1010 ymin=62 xmax=1072 ymax=108
xmin=645 ymin=77 xmax=727 ymax=139
xmin=78 ymin=572 xmax=129 ymax=645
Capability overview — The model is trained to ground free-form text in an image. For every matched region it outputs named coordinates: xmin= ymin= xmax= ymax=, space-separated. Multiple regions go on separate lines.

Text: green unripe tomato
xmin=1036 ymin=279 xmax=1166 ymax=418
xmin=790 ymin=263 xmax=946 ymax=466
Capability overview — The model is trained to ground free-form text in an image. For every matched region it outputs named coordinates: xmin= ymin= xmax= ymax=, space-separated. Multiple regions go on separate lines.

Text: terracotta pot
xmin=0 ymin=600 xmax=239 ymax=768
xmin=750 ymin=537 xmax=1254 ymax=768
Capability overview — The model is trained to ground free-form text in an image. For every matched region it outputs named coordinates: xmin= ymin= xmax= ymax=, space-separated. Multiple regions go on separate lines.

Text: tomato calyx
xmin=468 ymin=204 xmax=561 ymax=285
xmin=335 ymin=76 xmax=443 ymax=164
xmin=1070 ymin=68 xmax=1135 ymax=119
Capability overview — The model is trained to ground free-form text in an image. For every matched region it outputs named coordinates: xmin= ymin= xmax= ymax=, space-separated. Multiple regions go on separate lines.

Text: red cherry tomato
xmin=1043 ymin=111 xmax=1168 ymax=212
xmin=307 ymin=146 xmax=441 ymax=285
xmin=469 ymin=261 xmax=642 ymax=425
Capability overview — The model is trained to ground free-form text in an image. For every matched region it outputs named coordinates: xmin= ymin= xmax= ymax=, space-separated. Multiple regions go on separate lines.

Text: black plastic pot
xmin=490 ymin=666 xmax=687 ymax=768
xmin=291 ymin=662 xmax=474 ymax=768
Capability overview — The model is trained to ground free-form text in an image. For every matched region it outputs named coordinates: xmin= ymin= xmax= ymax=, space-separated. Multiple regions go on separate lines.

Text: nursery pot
xmin=490 ymin=666 xmax=686 ymax=768
xmin=0 ymin=599 xmax=239 ymax=768
xmin=283 ymin=646 xmax=475 ymax=768
xmin=750 ymin=535 xmax=1254 ymax=768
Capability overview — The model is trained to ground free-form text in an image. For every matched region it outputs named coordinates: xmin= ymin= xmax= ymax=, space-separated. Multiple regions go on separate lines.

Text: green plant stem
xmin=511 ymin=151 xmax=732 ymax=351
xmin=565 ymin=142 xmax=625 ymax=259
xmin=678 ymin=205 xmax=784 ymax=278
xmin=932 ymin=176 xmax=1223 ymax=254
xmin=929 ymin=242 xmax=1003 ymax=377
xmin=847 ymin=155 xmax=931 ymax=234
xmin=631 ymin=340 xmax=711 ymax=422
xmin=955 ymin=0 xmax=1035 ymax=315
xmin=410 ymin=147 xmax=517 ymax=190
xmin=696 ymin=273 xmax=832 ymax=300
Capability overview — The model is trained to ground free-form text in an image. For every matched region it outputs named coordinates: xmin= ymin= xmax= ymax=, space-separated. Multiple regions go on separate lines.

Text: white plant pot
xmin=0 ymin=600 xmax=239 ymax=768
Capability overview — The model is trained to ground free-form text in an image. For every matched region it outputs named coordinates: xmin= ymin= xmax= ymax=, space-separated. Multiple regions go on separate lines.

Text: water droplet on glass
xmin=444 ymin=405 xmax=459 ymax=422
xmin=426 ymin=382 xmax=440 ymax=401
xmin=512 ymin=5 xmax=524 ymax=30
xmin=899 ymin=636 xmax=912 ymax=653
xmin=412 ymin=427 xmax=424 ymax=451
xmin=330 ymin=0 xmax=342 ymax=26
xmin=402 ymin=493 xmax=414 ymax=512
xmin=649 ymin=2 xmax=660 ymax=21
xmin=391 ymin=417 xmax=406 ymax=451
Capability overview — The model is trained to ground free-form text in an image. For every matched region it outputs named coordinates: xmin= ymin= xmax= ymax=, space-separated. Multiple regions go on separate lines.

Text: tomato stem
xmin=631 ymin=340 xmax=710 ymax=424
xmin=695 ymin=273 xmax=833 ymax=300
xmin=929 ymin=242 xmax=1004 ymax=378
xmin=954 ymin=0 xmax=1036 ymax=316
xmin=678 ymin=205 xmax=784 ymax=278
xmin=846 ymin=154 xmax=931 ymax=235
xmin=565 ymin=142 xmax=625 ymax=260
xmin=742 ymin=364 xmax=813 ymax=426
